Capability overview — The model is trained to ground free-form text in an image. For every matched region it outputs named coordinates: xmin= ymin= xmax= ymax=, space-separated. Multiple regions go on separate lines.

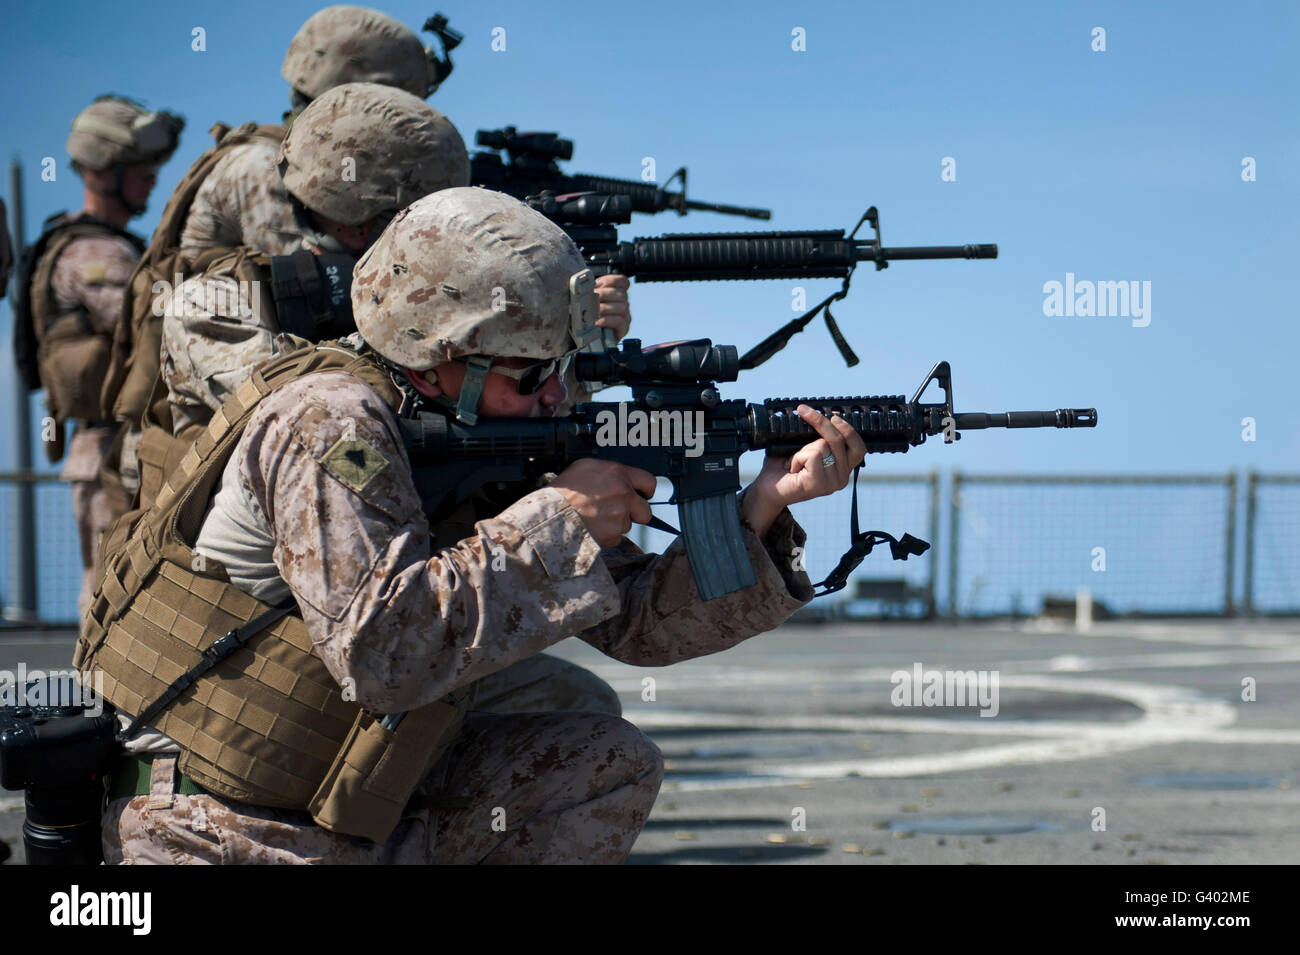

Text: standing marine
xmin=11 ymin=95 xmax=183 ymax=615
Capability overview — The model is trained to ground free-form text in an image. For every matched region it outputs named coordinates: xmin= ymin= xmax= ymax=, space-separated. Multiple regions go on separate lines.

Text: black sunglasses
xmin=473 ymin=353 xmax=575 ymax=395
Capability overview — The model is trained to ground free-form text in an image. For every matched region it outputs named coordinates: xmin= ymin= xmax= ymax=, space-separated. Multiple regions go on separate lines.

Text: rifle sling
xmin=813 ymin=466 xmax=930 ymax=597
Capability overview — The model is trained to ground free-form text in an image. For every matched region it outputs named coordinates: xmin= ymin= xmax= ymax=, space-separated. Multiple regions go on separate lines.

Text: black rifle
xmin=399 ymin=339 xmax=1096 ymax=601
xmin=472 ymin=127 xmax=771 ymax=221
xmin=525 ymin=193 xmax=998 ymax=368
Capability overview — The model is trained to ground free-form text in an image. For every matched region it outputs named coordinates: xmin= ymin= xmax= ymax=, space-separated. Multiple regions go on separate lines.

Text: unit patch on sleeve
xmin=320 ymin=434 xmax=390 ymax=494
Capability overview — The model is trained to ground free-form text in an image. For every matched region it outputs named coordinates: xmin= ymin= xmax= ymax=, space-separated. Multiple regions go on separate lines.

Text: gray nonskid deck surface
xmin=3 ymin=618 xmax=1297 ymax=864
xmin=548 ymin=617 xmax=1300 ymax=864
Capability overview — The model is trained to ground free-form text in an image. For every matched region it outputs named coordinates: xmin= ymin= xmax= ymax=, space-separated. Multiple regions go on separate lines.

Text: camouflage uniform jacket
xmin=194 ymin=366 xmax=814 ymax=715
xmin=160 ymin=262 xmax=287 ymax=436
xmin=163 ymin=137 xmax=311 ymax=434
xmin=177 ymin=138 xmax=302 ymax=261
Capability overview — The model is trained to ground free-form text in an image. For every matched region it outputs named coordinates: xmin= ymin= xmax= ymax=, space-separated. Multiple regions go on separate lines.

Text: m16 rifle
xmin=525 ymin=192 xmax=998 ymax=367
xmin=472 ymin=127 xmax=772 ymax=221
xmin=399 ymin=339 xmax=1096 ymax=601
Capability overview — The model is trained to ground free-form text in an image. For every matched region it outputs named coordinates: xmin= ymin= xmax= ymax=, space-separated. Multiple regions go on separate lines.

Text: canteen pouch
xmin=307 ymin=699 xmax=466 ymax=843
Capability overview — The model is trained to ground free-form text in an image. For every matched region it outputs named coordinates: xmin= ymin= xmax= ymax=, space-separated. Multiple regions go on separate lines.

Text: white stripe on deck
xmin=626 ymin=675 xmax=1297 ymax=791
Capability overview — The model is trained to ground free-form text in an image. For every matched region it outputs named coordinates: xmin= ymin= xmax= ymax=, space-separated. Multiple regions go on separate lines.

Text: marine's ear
xmin=405 ymin=367 xmax=442 ymax=398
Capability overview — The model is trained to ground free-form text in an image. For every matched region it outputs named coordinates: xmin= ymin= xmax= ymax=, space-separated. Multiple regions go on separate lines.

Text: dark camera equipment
xmin=0 ymin=677 xmax=119 ymax=865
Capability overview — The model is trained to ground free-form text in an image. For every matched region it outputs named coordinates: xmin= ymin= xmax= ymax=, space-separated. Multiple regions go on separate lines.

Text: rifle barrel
xmin=953 ymin=409 xmax=1097 ymax=429
xmin=864 ymin=243 xmax=998 ymax=261
xmin=683 ymin=199 xmax=772 ymax=220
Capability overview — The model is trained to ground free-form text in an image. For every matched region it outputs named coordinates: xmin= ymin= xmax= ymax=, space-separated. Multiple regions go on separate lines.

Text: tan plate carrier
xmin=76 ymin=338 xmax=468 ymax=843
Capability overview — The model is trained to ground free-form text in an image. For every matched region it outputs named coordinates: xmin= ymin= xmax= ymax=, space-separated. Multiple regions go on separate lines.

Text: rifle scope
xmin=476 ymin=127 xmax=573 ymax=161
xmin=574 ymin=339 xmax=739 ymax=385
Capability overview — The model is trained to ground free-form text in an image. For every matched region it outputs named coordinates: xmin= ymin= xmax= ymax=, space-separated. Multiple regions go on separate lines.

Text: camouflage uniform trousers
xmin=104 ymin=669 xmax=660 ymax=864
xmin=471 ymin=651 xmax=621 ymax=716
xmin=63 ymin=423 xmax=116 ymax=619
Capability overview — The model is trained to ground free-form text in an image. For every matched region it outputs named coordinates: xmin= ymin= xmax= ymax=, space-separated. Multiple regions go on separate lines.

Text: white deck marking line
xmin=635 ymin=676 xmax=1256 ymax=791
xmin=1081 ymin=622 xmax=1300 ymax=647
xmin=593 ymin=645 xmax=1300 ymax=693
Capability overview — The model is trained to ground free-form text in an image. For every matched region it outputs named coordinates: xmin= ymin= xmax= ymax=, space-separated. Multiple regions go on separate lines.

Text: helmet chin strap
xmin=364 ymin=333 xmax=490 ymax=425
xmin=288 ymin=195 xmax=390 ymax=255
xmin=365 ymin=345 xmax=464 ymax=422
xmin=455 ymin=356 xmax=492 ymax=425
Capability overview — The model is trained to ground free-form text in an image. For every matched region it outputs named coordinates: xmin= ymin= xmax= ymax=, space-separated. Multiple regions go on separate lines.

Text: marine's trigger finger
xmin=629 ymin=493 xmax=653 ymax=525
xmin=623 ymin=465 xmax=658 ymax=499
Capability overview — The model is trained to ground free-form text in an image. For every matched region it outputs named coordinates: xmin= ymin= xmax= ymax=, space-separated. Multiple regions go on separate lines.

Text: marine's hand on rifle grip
xmin=743 ymin=406 xmax=866 ymax=537
xmin=594 ymin=274 xmax=631 ymax=341
xmin=550 ymin=458 xmax=656 ymax=547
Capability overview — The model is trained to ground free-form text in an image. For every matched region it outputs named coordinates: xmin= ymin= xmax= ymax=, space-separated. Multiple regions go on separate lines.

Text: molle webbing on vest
xmin=76 ymin=340 xmax=445 ymax=822
xmin=88 ymin=559 xmax=355 ymax=806
xmin=134 ymin=417 xmax=202 ymax=514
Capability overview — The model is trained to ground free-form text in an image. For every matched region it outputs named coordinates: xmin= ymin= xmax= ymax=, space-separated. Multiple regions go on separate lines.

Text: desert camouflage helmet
xmin=277 ymin=83 xmax=469 ymax=226
xmin=66 ymin=95 xmax=184 ymax=171
xmin=353 ymin=187 xmax=600 ymax=372
xmin=282 ymin=5 xmax=433 ymax=100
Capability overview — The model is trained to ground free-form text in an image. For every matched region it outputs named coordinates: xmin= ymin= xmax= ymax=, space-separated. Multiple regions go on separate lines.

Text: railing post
xmin=5 ymin=159 xmax=38 ymax=624
xmin=925 ymin=469 xmax=939 ymax=618
xmin=1243 ymin=471 xmax=1257 ymax=615
xmin=1224 ymin=472 xmax=1237 ymax=615
xmin=948 ymin=470 xmax=961 ymax=618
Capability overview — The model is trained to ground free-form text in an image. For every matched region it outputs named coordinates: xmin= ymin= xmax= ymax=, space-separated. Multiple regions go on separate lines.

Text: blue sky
xmin=2 ymin=0 xmax=1297 ymax=476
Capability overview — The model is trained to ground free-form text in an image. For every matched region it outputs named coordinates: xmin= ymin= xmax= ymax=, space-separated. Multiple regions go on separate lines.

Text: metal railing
xmin=0 ymin=471 xmax=77 ymax=624
xmin=3 ymin=468 xmax=1298 ymax=626
xmin=949 ymin=473 xmax=1236 ymax=618
xmin=1245 ymin=473 xmax=1300 ymax=614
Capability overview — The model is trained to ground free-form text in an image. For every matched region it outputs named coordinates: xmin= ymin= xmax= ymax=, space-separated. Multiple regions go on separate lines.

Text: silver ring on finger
xmin=822 ymin=454 xmax=836 ymax=468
